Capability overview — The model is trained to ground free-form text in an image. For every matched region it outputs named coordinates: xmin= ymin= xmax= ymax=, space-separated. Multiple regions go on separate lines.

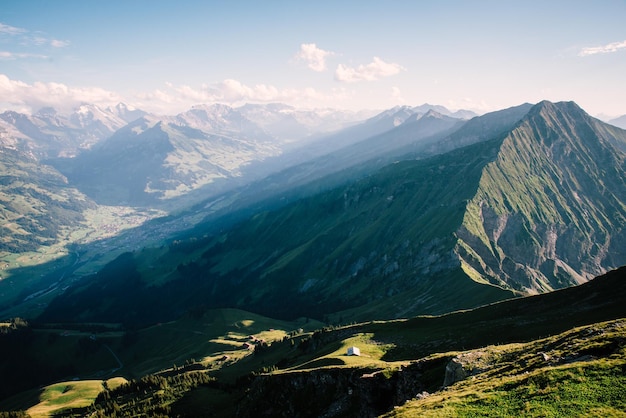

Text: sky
xmin=1 ymin=0 xmax=625 ymax=117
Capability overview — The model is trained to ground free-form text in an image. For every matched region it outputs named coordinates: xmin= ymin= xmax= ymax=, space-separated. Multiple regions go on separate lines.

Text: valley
xmin=1 ymin=99 xmax=626 ymax=416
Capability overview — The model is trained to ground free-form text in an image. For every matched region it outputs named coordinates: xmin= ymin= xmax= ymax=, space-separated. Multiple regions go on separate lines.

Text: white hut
xmin=346 ymin=346 xmax=361 ymax=356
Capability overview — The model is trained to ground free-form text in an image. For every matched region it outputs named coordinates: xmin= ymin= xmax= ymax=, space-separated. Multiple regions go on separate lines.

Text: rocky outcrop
xmin=237 ymin=360 xmax=446 ymax=418
xmin=442 ymin=351 xmax=491 ymax=387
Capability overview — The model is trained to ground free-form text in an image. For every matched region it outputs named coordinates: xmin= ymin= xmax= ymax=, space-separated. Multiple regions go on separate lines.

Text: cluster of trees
xmin=90 ymin=371 xmax=217 ymax=417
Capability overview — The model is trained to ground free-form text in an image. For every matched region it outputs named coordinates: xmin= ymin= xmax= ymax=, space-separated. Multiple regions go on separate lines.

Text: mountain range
xmin=26 ymin=100 xmax=626 ymax=328
xmin=0 ymin=101 xmax=472 ymax=264
xmin=1 ymin=98 xmax=626 ymax=416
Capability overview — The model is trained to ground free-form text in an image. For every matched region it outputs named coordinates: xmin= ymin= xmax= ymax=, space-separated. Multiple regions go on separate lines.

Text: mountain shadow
xmin=38 ymin=101 xmax=626 ymax=327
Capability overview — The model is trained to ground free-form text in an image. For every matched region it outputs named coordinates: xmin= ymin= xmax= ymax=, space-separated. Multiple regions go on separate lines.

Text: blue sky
xmin=1 ymin=0 xmax=625 ymax=117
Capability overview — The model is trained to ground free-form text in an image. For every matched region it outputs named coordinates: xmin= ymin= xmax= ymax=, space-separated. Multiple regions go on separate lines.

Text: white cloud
xmin=579 ymin=40 xmax=626 ymax=56
xmin=391 ymin=86 xmax=404 ymax=101
xmin=0 ymin=51 xmax=49 ymax=60
xmin=295 ymin=43 xmax=334 ymax=72
xmin=50 ymin=39 xmax=70 ymax=48
xmin=0 ymin=21 xmax=70 ymax=49
xmin=335 ymin=57 xmax=406 ymax=83
xmin=0 ymin=23 xmax=26 ymax=35
xmin=134 ymin=79 xmax=350 ymax=113
xmin=30 ymin=35 xmax=70 ymax=49
xmin=0 ymin=73 xmax=351 ymax=115
xmin=0 ymin=74 xmax=121 ymax=113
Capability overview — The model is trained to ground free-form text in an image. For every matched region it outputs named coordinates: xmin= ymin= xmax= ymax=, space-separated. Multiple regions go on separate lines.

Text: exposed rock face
xmin=237 ymin=364 xmax=431 ymax=418
xmin=442 ymin=351 xmax=490 ymax=387
xmin=443 ymin=358 xmax=467 ymax=387
xmin=239 ymin=349 xmax=500 ymax=416
xmin=0 ymin=104 xmax=137 ymax=158
xmin=456 ymin=101 xmax=626 ymax=293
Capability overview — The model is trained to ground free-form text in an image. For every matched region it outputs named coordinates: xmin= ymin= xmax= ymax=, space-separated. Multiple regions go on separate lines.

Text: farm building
xmin=346 ymin=346 xmax=361 ymax=356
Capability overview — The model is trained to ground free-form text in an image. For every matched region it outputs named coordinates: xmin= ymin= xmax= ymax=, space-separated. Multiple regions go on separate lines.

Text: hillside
xmin=0 ymin=102 xmax=475 ymax=321
xmin=457 ymin=101 xmax=626 ymax=292
xmin=49 ymin=110 xmax=282 ymax=206
xmin=2 ymin=266 xmax=624 ymax=417
xmin=0 ymin=144 xmax=94 ymax=254
xmin=38 ymin=139 xmax=516 ymax=326
xmin=36 ymin=101 xmax=626 ymax=327
xmin=50 ymin=104 xmax=465 ymax=208
xmin=206 ymin=265 xmax=626 ymax=417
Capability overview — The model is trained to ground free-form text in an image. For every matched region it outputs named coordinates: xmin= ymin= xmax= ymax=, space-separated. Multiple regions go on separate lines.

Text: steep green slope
xmin=39 ymin=101 xmax=626 ymax=327
xmin=457 ymin=101 xmax=626 ymax=292
xmin=40 ymin=138 xmax=516 ymax=326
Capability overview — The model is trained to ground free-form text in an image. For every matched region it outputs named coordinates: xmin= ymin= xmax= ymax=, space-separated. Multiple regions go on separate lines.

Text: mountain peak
xmin=189 ymin=103 xmax=235 ymax=115
xmin=422 ymin=109 xmax=445 ymax=119
xmin=534 ymin=99 xmax=579 ymax=111
xmin=457 ymin=100 xmax=626 ymax=293
xmin=526 ymin=100 xmax=589 ymax=123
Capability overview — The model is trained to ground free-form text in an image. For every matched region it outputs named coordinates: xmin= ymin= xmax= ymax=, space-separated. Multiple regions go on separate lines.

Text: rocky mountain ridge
xmin=42 ymin=103 xmax=469 ymax=206
xmin=0 ymin=103 xmax=146 ymax=158
xmin=457 ymin=101 xmax=626 ymax=292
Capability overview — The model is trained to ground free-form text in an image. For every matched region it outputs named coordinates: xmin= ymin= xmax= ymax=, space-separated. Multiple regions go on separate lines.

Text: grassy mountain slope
xmin=235 ymin=265 xmax=626 ymax=417
xmin=457 ymin=101 xmax=626 ymax=292
xmin=385 ymin=320 xmax=626 ymax=417
xmin=0 ymin=103 xmax=528 ymax=322
xmin=39 ymin=137 xmax=517 ymax=326
xmin=206 ymin=103 xmax=530 ymax=222
xmin=38 ymin=101 xmax=626 ymax=327
xmin=0 ymin=146 xmax=94 ymax=253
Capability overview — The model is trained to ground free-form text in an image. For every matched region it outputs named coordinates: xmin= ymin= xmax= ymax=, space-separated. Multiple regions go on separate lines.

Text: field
xmin=0 ymin=308 xmax=324 ymax=414
xmin=0 ymin=378 xmax=127 ymax=418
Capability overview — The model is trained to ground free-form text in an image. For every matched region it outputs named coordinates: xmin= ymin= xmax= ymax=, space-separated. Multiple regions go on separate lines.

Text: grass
xmin=2 ymin=269 xmax=625 ymax=416
xmin=233 ymin=316 xmax=626 ymax=417
xmin=317 ymin=333 xmax=393 ymax=367
xmin=387 ymin=355 xmax=626 ymax=417
xmin=0 ymin=307 xmax=324 ymax=411
xmin=12 ymin=379 xmax=113 ymax=418
xmin=1 ymin=377 xmax=129 ymax=418
xmin=113 ymin=308 xmax=323 ymax=377
xmin=458 ymin=107 xmax=626 ymax=294
xmin=383 ymin=318 xmax=626 ymax=417
xmin=288 ymin=332 xmax=401 ymax=372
